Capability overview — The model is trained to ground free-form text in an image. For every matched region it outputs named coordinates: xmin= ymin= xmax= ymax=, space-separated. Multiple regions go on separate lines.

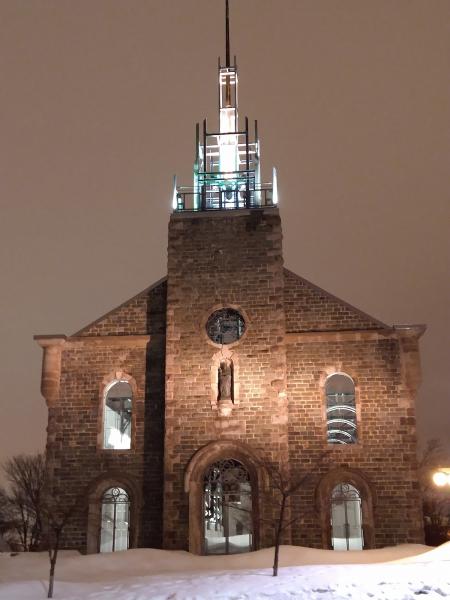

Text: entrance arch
xmin=330 ymin=483 xmax=363 ymax=550
xmin=204 ymin=459 xmax=253 ymax=554
xmin=86 ymin=473 xmax=140 ymax=554
xmin=315 ymin=468 xmax=375 ymax=550
xmin=184 ymin=441 xmax=265 ymax=554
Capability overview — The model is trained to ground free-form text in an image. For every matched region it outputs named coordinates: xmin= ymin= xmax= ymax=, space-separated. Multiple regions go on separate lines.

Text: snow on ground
xmin=0 ymin=543 xmax=449 ymax=600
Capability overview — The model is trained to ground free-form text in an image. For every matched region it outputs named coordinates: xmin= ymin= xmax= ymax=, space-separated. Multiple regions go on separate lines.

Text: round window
xmin=206 ymin=308 xmax=246 ymax=345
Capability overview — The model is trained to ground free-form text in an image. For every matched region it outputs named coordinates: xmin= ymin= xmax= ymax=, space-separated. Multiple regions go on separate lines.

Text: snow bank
xmin=0 ymin=543 xmax=449 ymax=600
xmin=0 ymin=543 xmax=439 ymax=583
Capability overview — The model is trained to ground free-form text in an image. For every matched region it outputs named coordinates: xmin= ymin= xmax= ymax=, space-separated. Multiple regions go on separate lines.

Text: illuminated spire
xmin=173 ymin=0 xmax=276 ymax=212
xmin=225 ymin=0 xmax=231 ymax=68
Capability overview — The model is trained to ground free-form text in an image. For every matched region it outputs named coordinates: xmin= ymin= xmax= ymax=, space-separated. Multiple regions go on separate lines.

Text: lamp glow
xmin=219 ymin=107 xmax=238 ymax=174
xmin=432 ymin=471 xmax=448 ymax=487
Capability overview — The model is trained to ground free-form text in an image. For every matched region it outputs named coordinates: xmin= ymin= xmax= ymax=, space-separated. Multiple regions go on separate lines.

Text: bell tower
xmin=164 ymin=1 xmax=288 ymax=552
xmin=173 ymin=0 xmax=277 ymax=212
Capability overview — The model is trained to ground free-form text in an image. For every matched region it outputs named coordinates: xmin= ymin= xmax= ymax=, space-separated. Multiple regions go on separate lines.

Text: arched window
xmin=203 ymin=459 xmax=253 ymax=555
xmin=100 ymin=487 xmax=130 ymax=552
xmin=103 ymin=380 xmax=132 ymax=449
xmin=326 ymin=373 xmax=357 ymax=444
xmin=331 ymin=483 xmax=363 ymax=550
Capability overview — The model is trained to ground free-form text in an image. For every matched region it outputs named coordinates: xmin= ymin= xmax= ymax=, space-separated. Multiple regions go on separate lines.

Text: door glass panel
xmin=100 ymin=487 xmax=130 ymax=553
xmin=204 ymin=459 xmax=253 ymax=555
xmin=331 ymin=483 xmax=363 ymax=551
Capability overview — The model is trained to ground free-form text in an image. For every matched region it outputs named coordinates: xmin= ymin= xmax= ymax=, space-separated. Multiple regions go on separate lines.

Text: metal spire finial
xmin=225 ymin=0 xmax=230 ymax=67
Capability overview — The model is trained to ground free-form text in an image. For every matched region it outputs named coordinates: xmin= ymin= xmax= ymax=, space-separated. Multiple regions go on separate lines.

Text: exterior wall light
xmin=432 ymin=468 xmax=450 ymax=487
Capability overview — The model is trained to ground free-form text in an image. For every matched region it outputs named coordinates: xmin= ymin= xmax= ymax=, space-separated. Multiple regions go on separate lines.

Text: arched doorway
xmin=315 ymin=468 xmax=375 ymax=550
xmin=330 ymin=483 xmax=363 ymax=550
xmin=99 ymin=487 xmax=130 ymax=552
xmin=203 ymin=459 xmax=253 ymax=554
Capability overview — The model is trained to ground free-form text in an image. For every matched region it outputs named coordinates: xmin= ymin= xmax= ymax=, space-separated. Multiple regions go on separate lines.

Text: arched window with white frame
xmin=103 ymin=380 xmax=132 ymax=450
xmin=326 ymin=373 xmax=357 ymax=444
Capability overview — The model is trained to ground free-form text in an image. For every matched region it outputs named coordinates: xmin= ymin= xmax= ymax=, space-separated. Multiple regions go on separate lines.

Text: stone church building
xmin=35 ymin=3 xmax=425 ymax=555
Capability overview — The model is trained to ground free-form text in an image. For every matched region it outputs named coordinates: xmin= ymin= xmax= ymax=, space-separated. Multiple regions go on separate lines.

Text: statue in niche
xmin=218 ymin=360 xmax=232 ymax=401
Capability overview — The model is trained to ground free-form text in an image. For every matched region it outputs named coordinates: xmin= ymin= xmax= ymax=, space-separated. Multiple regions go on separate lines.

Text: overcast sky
xmin=1 ymin=0 xmax=449 ymax=471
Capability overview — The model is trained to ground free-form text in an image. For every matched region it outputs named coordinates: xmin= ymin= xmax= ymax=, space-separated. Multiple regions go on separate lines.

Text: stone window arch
xmin=184 ymin=441 xmax=266 ymax=554
xmin=315 ymin=468 xmax=375 ymax=550
xmin=99 ymin=371 xmax=137 ymax=450
xmin=325 ymin=373 xmax=357 ymax=444
xmin=86 ymin=473 xmax=140 ymax=554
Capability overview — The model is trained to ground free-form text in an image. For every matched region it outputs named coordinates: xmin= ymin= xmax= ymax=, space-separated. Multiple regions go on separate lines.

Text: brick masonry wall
xmin=286 ymin=337 xmax=423 ymax=548
xmin=164 ymin=208 xmax=289 ymax=550
xmin=46 ymin=281 xmax=166 ymax=551
xmin=284 ymin=269 xmax=385 ymax=332
xmin=76 ymin=279 xmax=167 ymax=337
xmin=41 ymin=213 xmax=424 ymax=553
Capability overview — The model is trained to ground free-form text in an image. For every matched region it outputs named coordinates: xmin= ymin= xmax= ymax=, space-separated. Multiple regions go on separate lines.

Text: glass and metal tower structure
xmin=173 ymin=0 xmax=277 ymax=212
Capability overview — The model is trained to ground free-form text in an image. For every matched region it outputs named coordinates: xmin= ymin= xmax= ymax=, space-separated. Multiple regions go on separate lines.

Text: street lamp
xmin=432 ymin=468 xmax=450 ymax=487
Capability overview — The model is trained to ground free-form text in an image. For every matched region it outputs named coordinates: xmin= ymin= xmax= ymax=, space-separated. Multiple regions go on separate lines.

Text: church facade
xmin=35 ymin=3 xmax=425 ymax=555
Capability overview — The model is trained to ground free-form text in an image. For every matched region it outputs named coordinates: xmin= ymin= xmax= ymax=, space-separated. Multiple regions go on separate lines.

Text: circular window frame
xmin=201 ymin=304 xmax=249 ymax=349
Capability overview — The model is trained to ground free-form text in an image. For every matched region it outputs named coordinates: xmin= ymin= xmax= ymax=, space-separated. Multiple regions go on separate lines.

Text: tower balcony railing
xmin=174 ymin=182 xmax=274 ymax=212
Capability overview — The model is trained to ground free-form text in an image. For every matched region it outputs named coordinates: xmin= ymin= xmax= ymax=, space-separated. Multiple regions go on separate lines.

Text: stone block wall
xmin=286 ymin=334 xmax=424 ymax=548
xmin=40 ymin=281 xmax=166 ymax=552
xmin=284 ymin=269 xmax=385 ymax=332
xmin=37 ymin=210 xmax=424 ymax=554
xmin=164 ymin=208 xmax=289 ymax=551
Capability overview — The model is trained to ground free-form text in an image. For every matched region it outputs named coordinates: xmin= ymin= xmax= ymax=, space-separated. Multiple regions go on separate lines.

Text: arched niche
xmin=210 ymin=347 xmax=240 ymax=414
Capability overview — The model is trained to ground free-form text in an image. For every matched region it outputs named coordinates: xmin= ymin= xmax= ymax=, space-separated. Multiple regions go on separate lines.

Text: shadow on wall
xmin=140 ymin=280 xmax=167 ymax=548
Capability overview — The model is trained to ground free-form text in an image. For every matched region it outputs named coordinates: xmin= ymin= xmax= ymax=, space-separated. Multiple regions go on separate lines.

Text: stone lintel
xmin=34 ymin=335 xmax=67 ymax=348
xmin=392 ymin=324 xmax=427 ymax=338
xmin=285 ymin=325 xmax=426 ymax=344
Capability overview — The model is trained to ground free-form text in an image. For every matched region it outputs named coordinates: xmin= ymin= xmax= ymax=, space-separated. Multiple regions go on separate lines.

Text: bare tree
xmin=0 ymin=453 xmax=46 ymax=551
xmin=219 ymin=454 xmax=330 ymax=576
xmin=41 ymin=488 xmax=83 ymax=599
xmin=0 ymin=453 xmax=83 ymax=597
xmin=259 ymin=454 xmax=329 ymax=576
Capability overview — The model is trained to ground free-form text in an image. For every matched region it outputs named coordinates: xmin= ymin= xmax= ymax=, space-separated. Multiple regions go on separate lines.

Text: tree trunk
xmin=273 ymin=494 xmax=286 ymax=577
xmin=47 ymin=555 xmax=56 ymax=598
xmin=47 ymin=534 xmax=59 ymax=598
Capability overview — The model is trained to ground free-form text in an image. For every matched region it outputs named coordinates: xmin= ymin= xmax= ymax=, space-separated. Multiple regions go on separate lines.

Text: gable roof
xmin=73 ymin=277 xmax=167 ymax=337
xmin=283 ymin=268 xmax=387 ymax=333
xmin=71 ymin=269 xmax=387 ymax=338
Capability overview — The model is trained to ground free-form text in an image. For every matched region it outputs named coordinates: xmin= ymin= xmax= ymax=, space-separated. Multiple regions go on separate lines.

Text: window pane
xmin=100 ymin=487 xmax=130 ymax=553
xmin=204 ymin=459 xmax=253 ymax=555
xmin=326 ymin=374 xmax=357 ymax=444
xmin=331 ymin=483 xmax=363 ymax=551
xmin=103 ymin=381 xmax=132 ymax=449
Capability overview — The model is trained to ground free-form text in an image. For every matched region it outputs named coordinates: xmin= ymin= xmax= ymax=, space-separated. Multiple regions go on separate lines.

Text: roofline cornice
xmin=285 ymin=325 xmax=426 ymax=343
xmin=34 ymin=334 xmax=152 ymax=349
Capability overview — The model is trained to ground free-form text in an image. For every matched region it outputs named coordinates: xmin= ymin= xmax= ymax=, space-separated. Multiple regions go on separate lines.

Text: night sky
xmin=1 ymin=0 xmax=449 ymax=471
